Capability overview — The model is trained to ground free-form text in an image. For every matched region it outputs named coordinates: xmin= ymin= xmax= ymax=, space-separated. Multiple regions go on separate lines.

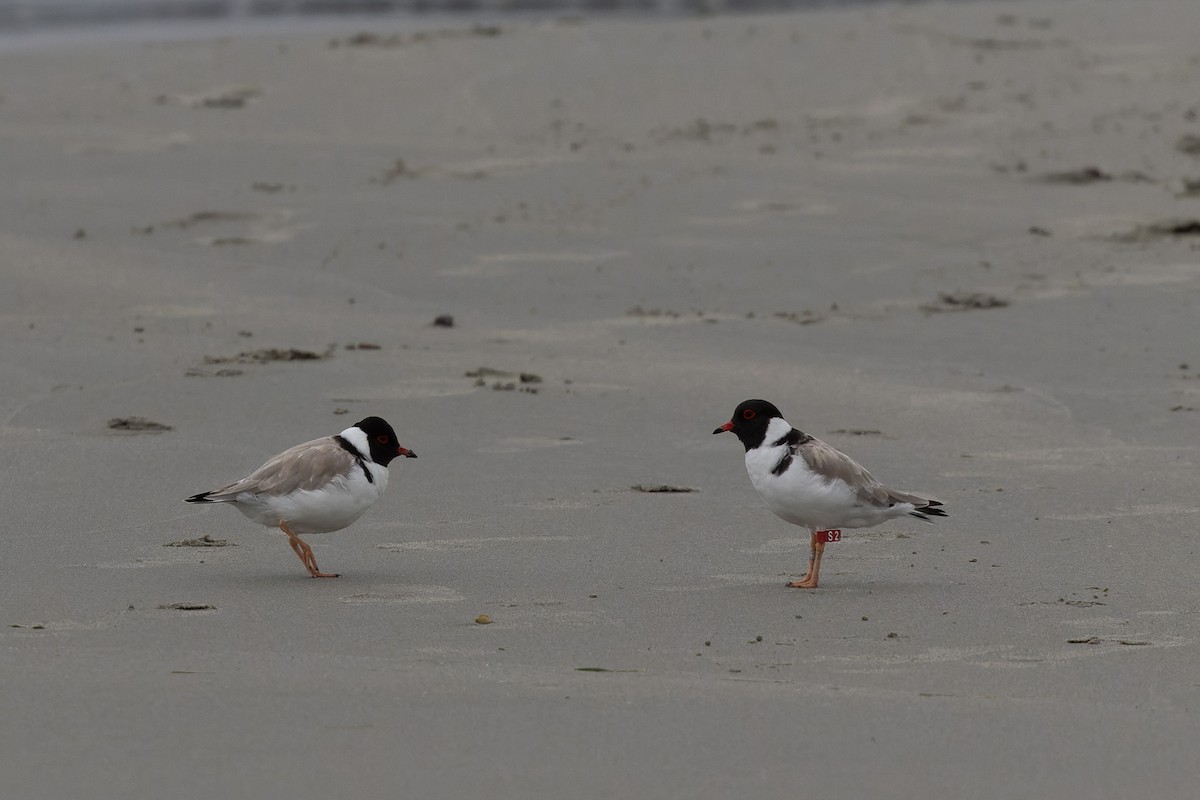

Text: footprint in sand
xmin=172 ymin=85 xmax=262 ymax=109
xmin=143 ymin=209 xmax=299 ymax=246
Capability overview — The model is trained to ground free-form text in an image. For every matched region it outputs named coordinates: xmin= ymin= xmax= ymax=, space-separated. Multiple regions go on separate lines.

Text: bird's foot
xmin=787 ymin=577 xmax=819 ymax=589
xmin=301 ymin=551 xmax=338 ymax=578
xmin=281 ymin=521 xmax=340 ymax=579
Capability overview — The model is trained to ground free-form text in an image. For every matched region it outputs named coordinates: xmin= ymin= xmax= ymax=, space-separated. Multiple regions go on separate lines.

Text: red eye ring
xmin=742 ymin=409 xmax=756 ymax=420
xmin=377 ymin=435 xmax=389 ymax=444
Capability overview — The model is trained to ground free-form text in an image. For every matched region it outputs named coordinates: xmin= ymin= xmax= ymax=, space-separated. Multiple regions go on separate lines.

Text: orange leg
xmin=279 ymin=521 xmax=339 ymax=578
xmin=788 ymin=531 xmax=824 ymax=589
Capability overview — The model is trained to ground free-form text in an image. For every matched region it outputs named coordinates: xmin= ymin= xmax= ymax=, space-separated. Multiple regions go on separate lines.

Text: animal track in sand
xmin=919 ymin=291 xmax=1009 ymax=314
xmin=171 ymin=85 xmax=262 ymax=109
xmin=372 ymin=154 xmax=577 ymax=184
xmin=7 ymin=619 xmax=115 ymax=633
xmin=107 ymin=417 xmax=173 ymax=433
xmin=1031 ymin=635 xmax=1186 ymax=660
xmin=630 ymin=484 xmax=697 ymax=494
xmin=1111 ymin=219 xmax=1200 ymax=243
xmin=1033 ymin=166 xmax=1153 ymax=185
xmin=203 ymin=346 xmax=334 ymax=364
xmin=328 ymin=24 xmax=502 ymax=50
xmin=650 ymin=117 xmax=780 ymax=144
xmin=139 ymin=209 xmax=298 ymax=246
xmin=616 ymin=306 xmax=730 ymax=326
xmin=163 ymin=535 xmax=235 ymax=547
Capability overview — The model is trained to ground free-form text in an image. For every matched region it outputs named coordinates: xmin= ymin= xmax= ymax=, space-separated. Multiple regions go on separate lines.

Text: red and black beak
xmin=398 ymin=446 xmax=418 ymax=459
xmin=712 ymin=421 xmax=734 ymax=435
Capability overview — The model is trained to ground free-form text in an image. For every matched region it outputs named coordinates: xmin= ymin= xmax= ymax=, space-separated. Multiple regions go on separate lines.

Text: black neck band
xmin=334 ymin=434 xmax=374 ymax=484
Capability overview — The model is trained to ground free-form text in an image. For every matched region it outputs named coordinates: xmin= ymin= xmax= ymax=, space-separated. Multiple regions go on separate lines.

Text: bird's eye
xmin=377 ymin=435 xmax=389 ymax=444
xmin=742 ymin=409 xmax=756 ymax=420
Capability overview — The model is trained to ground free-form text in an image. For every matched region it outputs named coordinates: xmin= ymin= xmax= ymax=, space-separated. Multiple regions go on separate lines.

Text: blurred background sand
xmin=2 ymin=1 xmax=1198 ymax=797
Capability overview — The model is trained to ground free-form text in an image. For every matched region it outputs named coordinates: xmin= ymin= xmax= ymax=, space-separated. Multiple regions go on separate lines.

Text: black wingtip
xmin=910 ymin=502 xmax=948 ymax=522
xmin=185 ymin=492 xmax=213 ymax=504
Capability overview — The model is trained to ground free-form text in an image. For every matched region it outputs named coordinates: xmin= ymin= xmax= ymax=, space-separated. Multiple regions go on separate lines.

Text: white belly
xmin=749 ymin=463 xmax=854 ymax=528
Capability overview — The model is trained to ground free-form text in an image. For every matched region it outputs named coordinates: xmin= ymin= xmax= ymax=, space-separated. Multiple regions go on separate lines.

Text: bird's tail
xmin=909 ymin=500 xmax=948 ymax=522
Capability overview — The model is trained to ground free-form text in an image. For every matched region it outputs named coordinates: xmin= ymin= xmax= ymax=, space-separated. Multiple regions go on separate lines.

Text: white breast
xmin=743 ymin=418 xmax=860 ymax=529
xmin=747 ymin=457 xmax=854 ymax=527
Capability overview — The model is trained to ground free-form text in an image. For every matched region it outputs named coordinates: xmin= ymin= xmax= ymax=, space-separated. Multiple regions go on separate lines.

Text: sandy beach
xmin=2 ymin=0 xmax=1199 ymax=796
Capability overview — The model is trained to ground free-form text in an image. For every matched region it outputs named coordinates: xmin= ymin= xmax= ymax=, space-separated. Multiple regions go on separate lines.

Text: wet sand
xmin=2 ymin=1 xmax=1199 ymax=797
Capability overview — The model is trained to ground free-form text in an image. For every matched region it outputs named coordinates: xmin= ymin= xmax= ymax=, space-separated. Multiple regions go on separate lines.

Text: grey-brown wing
xmin=797 ymin=438 xmax=904 ymax=508
xmin=203 ymin=437 xmax=356 ymax=499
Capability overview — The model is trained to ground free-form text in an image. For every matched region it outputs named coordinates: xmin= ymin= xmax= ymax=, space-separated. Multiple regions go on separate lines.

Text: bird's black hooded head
xmin=712 ymin=399 xmax=785 ymax=451
xmin=355 ymin=416 xmax=417 ymax=466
